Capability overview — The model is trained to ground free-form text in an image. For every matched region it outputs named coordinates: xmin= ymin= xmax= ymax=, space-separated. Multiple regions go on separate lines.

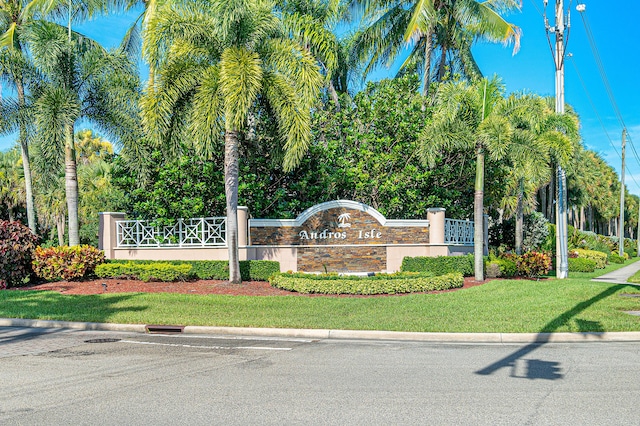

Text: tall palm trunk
xmin=515 ymin=178 xmax=524 ymax=255
xmin=15 ymin=79 xmax=36 ymax=233
xmin=64 ymin=124 xmax=79 ymax=246
xmin=547 ymin=172 xmax=555 ymax=221
xmin=422 ymin=28 xmax=434 ymax=98
xmin=328 ymin=80 xmax=340 ymax=111
xmin=437 ymin=45 xmax=448 ymax=81
xmin=539 ymin=185 xmax=547 ymax=220
xmin=225 ymin=129 xmax=241 ymax=284
xmin=57 ymin=214 xmax=65 ymax=246
xmin=474 ymin=145 xmax=485 ymax=281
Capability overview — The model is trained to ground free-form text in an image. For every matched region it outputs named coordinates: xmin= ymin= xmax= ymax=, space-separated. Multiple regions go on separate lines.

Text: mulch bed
xmin=12 ymin=276 xmax=488 ymax=297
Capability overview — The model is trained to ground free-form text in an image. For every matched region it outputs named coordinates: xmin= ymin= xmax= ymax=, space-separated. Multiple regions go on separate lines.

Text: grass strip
xmin=1 ymin=260 xmax=639 ymax=333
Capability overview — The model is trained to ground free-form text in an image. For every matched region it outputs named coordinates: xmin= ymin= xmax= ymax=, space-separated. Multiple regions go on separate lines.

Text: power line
xmin=568 ymin=56 xmax=640 ymax=192
xmin=576 ymin=5 xmax=640 ymax=190
xmin=567 ymin=56 xmax=620 ymax=159
xmin=577 ymin=7 xmax=640 ymax=165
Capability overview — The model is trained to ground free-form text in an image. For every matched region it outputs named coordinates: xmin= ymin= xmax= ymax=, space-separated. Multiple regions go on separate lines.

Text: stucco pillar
xmin=427 ymin=208 xmax=446 ymax=244
xmin=99 ymin=212 xmax=126 ymax=259
xmin=237 ymin=206 xmax=249 ymax=247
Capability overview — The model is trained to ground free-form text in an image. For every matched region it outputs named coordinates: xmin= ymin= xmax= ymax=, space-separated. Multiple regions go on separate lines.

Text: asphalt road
xmin=1 ymin=326 xmax=639 ymax=425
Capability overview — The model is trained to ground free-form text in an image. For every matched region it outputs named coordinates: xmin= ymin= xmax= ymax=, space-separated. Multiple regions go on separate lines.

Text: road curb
xmin=3 ymin=317 xmax=640 ymax=343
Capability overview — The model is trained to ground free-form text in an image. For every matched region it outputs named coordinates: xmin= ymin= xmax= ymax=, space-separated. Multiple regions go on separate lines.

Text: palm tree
xmin=142 ymin=0 xmax=323 ymax=283
xmin=420 ymin=77 xmax=511 ymax=281
xmin=351 ymin=0 xmax=522 ymax=95
xmin=277 ymin=0 xmax=352 ymax=108
xmin=25 ymin=20 xmax=139 ymax=246
xmin=0 ymin=0 xmax=40 ymax=232
xmin=500 ymin=94 xmax=576 ymax=254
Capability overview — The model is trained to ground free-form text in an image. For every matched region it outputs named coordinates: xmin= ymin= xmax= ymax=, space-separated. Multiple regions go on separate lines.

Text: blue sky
xmin=1 ymin=1 xmax=638 ymax=193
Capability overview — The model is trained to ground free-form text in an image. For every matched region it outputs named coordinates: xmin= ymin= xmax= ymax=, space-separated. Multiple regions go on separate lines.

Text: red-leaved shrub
xmin=516 ymin=251 xmax=552 ymax=278
xmin=0 ymin=220 xmax=39 ymax=288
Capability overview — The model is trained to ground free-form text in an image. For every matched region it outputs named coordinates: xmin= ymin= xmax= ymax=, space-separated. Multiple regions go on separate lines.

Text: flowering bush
xmin=32 ymin=245 xmax=105 ymax=281
xmin=516 ymin=251 xmax=552 ymax=278
xmin=0 ymin=220 xmax=39 ymax=288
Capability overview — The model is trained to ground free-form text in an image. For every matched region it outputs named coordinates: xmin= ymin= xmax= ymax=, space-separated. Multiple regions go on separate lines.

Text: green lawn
xmin=2 ymin=261 xmax=640 ymax=333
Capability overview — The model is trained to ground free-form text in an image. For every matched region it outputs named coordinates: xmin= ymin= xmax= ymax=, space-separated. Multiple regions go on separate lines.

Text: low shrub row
xmin=402 ymin=251 xmax=553 ymax=279
xmin=485 ymin=252 xmax=552 ymax=278
xmin=269 ymin=272 xmax=464 ymax=295
xmin=104 ymin=259 xmax=280 ymax=282
xmin=401 ymin=255 xmax=473 ymax=276
xmin=571 ymin=249 xmax=608 ymax=269
xmin=95 ymin=262 xmax=193 ymax=282
xmin=568 ymin=257 xmax=597 ymax=273
xmin=279 ymin=271 xmax=432 ymax=280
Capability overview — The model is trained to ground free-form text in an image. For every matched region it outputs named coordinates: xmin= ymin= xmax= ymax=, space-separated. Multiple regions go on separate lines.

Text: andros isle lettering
xmin=299 ymin=229 xmax=347 ymax=240
xmin=298 ymin=228 xmax=382 ymax=240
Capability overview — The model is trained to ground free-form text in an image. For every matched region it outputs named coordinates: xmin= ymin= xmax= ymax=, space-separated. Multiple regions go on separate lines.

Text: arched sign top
xmin=296 ymin=200 xmax=386 ymax=226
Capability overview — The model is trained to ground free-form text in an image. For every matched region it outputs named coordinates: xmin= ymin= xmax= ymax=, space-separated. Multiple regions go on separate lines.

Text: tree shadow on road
xmin=475 ymin=284 xmax=632 ymax=380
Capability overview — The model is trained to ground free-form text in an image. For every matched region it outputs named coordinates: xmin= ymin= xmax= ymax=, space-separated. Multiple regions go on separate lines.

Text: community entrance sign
xmin=100 ymin=200 xmax=475 ymax=273
xmin=250 ymin=200 xmax=432 ymax=273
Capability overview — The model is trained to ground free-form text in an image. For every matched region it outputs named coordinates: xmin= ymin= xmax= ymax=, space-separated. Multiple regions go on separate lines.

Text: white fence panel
xmin=444 ymin=219 xmax=474 ymax=245
xmin=116 ymin=217 xmax=226 ymax=248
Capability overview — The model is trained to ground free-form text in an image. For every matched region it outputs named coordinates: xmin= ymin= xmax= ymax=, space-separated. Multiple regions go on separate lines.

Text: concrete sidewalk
xmin=2 ymin=317 xmax=640 ymax=343
xmin=591 ymin=260 xmax=640 ymax=285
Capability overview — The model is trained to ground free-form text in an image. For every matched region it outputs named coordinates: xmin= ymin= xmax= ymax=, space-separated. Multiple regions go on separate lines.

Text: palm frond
xmin=220 ymin=46 xmax=263 ymax=131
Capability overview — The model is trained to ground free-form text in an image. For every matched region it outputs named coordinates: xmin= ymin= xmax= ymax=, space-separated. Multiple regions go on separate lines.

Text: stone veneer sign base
xmin=249 ymin=200 xmax=436 ymax=273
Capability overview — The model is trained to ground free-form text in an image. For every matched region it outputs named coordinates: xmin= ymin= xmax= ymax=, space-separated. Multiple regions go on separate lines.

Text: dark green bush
xmin=568 ymin=257 xmax=597 ymax=272
xmin=32 ymin=245 xmax=105 ymax=281
xmin=0 ymin=220 xmax=39 ymax=288
xmin=608 ymin=253 xmax=625 ymax=264
xmin=401 ymin=255 xmax=473 ymax=276
xmin=282 ymin=271 xmax=431 ymax=280
xmin=95 ymin=262 xmax=192 ymax=282
xmin=105 ymin=259 xmax=280 ymax=281
xmin=269 ymin=272 xmax=464 ymax=295
xmin=485 ymin=258 xmax=517 ymax=278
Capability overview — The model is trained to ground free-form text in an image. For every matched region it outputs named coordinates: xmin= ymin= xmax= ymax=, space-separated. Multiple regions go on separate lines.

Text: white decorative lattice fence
xmin=116 ymin=217 xmax=226 ymax=247
xmin=444 ymin=219 xmax=474 ymax=245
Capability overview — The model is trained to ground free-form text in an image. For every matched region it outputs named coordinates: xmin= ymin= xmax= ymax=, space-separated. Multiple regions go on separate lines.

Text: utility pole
xmin=619 ymin=128 xmax=627 ymax=256
xmin=545 ymin=0 xmax=570 ymax=278
xmin=637 ymin=203 xmax=640 ymax=257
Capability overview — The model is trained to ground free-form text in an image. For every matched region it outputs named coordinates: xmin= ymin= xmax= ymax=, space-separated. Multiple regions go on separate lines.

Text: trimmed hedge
xmin=401 ymin=255 xmax=474 ymax=276
xmin=269 ymin=272 xmax=464 ymax=295
xmin=279 ymin=271 xmax=431 ymax=280
xmin=571 ymin=249 xmax=608 ymax=269
xmin=105 ymin=259 xmax=280 ymax=281
xmin=95 ymin=262 xmax=192 ymax=282
xmin=568 ymin=257 xmax=597 ymax=273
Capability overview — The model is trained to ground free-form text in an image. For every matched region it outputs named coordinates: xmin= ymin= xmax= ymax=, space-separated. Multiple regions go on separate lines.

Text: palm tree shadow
xmin=475 ymin=284 xmax=631 ymax=379
xmin=0 ymin=292 xmax=147 ymax=328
